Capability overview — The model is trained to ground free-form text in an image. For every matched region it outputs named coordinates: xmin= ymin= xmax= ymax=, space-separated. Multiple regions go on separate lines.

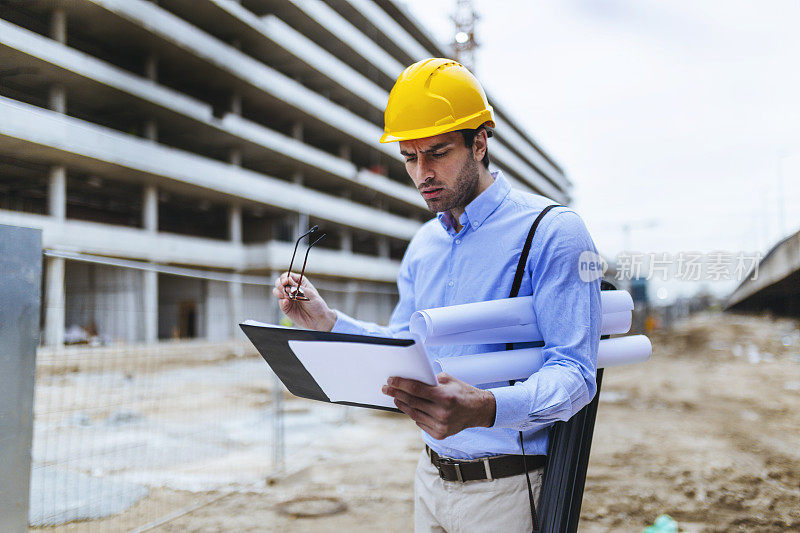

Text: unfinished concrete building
xmin=0 ymin=0 xmax=571 ymax=346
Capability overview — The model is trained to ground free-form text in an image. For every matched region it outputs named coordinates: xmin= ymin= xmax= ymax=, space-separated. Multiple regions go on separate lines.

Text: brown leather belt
xmin=426 ymin=445 xmax=546 ymax=483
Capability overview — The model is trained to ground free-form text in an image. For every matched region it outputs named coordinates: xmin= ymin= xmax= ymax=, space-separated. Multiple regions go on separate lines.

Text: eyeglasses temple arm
xmin=286 ymin=225 xmax=318 ymax=279
xmin=297 ymin=233 xmax=326 ymax=289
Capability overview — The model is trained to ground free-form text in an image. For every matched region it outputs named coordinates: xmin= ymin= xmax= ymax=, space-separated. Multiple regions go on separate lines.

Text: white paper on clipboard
xmin=288 ymin=337 xmax=437 ymax=409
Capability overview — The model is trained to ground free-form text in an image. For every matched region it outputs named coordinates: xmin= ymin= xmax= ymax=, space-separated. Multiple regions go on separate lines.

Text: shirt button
xmin=474 ymin=222 xmax=481 ymax=227
xmin=448 ymin=280 xmax=454 ymax=287
xmin=455 ymin=239 xmax=461 ymax=245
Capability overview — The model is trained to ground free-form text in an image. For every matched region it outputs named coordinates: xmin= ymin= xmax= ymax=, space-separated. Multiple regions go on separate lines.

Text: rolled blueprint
xmin=410 ymin=290 xmax=634 ymax=346
xmin=436 ymin=334 xmax=652 ymax=386
xmin=423 ymin=311 xmax=633 ymax=346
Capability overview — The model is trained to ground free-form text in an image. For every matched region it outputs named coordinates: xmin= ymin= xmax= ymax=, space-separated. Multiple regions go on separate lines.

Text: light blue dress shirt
xmin=332 ymin=170 xmax=601 ymax=460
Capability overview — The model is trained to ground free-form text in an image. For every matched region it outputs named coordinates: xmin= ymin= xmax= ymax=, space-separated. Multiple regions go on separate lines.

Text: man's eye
xmin=432 ymin=151 xmax=448 ymax=158
xmin=405 ymin=157 xmax=417 ymax=163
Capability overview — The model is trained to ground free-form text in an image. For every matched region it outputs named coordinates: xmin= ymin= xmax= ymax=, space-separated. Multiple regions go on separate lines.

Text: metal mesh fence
xmin=27 ymin=254 xmax=393 ymax=531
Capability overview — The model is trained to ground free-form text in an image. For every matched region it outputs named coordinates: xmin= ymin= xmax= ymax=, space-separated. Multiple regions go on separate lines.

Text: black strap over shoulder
xmin=508 ymin=204 xmax=563 ymax=300
xmin=506 ymin=203 xmax=563 ymax=532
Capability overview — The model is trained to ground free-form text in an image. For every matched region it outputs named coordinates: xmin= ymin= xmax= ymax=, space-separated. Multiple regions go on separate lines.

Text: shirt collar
xmin=437 ymin=170 xmax=511 ymax=233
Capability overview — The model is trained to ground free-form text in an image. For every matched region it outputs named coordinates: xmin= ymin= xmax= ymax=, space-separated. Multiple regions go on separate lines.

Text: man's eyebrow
xmin=420 ymin=142 xmax=453 ymax=153
xmin=400 ymin=142 xmax=453 ymax=157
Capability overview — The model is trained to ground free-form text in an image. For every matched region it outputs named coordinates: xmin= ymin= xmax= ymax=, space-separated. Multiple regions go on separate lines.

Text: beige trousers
xmin=414 ymin=450 xmax=543 ymax=533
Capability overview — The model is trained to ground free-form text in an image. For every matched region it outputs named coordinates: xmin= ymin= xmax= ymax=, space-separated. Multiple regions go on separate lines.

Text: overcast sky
xmin=398 ymin=0 xmax=800 ymax=301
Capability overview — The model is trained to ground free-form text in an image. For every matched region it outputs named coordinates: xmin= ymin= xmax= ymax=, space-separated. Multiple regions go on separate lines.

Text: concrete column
xmin=143 ymin=184 xmax=158 ymax=232
xmin=291 ymin=121 xmax=303 ymax=141
xmin=230 ymin=91 xmax=242 ymax=116
xmin=339 ymin=189 xmax=352 ymax=252
xmin=142 ymin=184 xmax=158 ymax=342
xmin=44 ymin=256 xmax=65 ymax=348
xmin=48 ymin=85 xmax=66 ymax=114
xmin=297 ymin=212 xmax=309 ymax=236
xmin=343 ymin=280 xmax=359 ymax=316
xmin=145 ymin=52 xmax=158 ymax=81
xmin=229 ymin=204 xmax=242 ymax=244
xmin=48 ymin=166 xmax=66 ymax=220
xmin=378 ymin=237 xmax=390 ymax=259
xmin=228 ymin=203 xmax=244 ymax=341
xmin=229 ymin=274 xmax=243 ymax=340
xmin=141 ymin=53 xmax=157 ymax=146
xmin=341 ymin=229 xmax=352 ymax=252
xmin=143 ymin=269 xmax=158 ymax=343
xmin=143 ymin=119 xmax=158 ymax=142
xmin=287 ymin=169 xmax=307 ymax=238
xmin=48 ymin=12 xmax=67 ymax=118
xmin=50 ymin=8 xmax=67 ymax=44
xmin=229 ymin=147 xmax=242 ymax=167
xmin=143 ymin=45 xmax=158 ymax=226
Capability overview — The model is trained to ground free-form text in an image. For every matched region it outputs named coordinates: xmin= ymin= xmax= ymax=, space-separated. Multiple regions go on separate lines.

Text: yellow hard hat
xmin=380 ymin=58 xmax=495 ymax=143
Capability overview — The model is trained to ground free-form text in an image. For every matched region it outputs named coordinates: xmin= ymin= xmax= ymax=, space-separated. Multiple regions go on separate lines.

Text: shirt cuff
xmin=330 ymin=309 xmax=368 ymax=335
xmin=489 ymin=384 xmax=530 ymax=429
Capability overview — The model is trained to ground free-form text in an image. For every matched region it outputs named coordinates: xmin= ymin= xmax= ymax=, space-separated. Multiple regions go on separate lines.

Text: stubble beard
xmin=423 ymin=152 xmax=481 ymax=214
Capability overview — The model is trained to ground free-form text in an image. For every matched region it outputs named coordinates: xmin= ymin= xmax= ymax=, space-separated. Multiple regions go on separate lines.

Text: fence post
xmin=0 ymin=224 xmax=42 ymax=532
xmin=272 ymin=373 xmax=285 ymax=470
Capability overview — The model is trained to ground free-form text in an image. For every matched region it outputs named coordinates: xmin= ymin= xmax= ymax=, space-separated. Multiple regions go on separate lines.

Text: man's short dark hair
xmin=459 ymin=125 xmax=493 ymax=169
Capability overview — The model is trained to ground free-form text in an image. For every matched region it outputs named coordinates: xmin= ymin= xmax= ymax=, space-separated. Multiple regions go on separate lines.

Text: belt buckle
xmin=438 ymin=457 xmax=463 ymax=482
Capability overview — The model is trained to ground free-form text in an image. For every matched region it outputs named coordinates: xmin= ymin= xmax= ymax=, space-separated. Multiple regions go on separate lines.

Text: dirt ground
xmin=162 ymin=311 xmax=800 ymax=533
xmin=36 ymin=311 xmax=800 ymax=532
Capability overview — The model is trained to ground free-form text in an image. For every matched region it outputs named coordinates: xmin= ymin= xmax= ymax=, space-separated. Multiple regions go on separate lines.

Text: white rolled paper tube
xmin=599 ymin=334 xmax=652 ymax=367
xmin=601 ymin=311 xmax=632 ymax=336
xmin=410 ymin=296 xmax=534 ymax=339
xmin=425 ymin=324 xmax=543 ymax=346
xmin=600 ymin=290 xmax=634 ymax=313
xmin=410 ymin=290 xmax=634 ymax=343
xmin=436 ymin=335 xmax=652 ymax=386
xmin=436 ymin=347 xmax=545 ymax=385
xmin=422 ymin=310 xmax=632 ymax=346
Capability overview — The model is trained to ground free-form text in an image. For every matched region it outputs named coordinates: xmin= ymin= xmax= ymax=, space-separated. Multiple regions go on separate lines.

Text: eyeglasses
xmin=285 ymin=225 xmax=326 ymax=301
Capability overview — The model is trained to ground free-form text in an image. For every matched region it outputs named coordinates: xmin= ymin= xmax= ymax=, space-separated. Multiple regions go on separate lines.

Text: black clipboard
xmin=239 ymin=322 xmax=418 ymax=413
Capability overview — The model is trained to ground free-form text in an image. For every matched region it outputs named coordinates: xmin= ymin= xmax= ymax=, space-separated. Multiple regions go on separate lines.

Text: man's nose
xmin=415 ymin=155 xmax=435 ymax=184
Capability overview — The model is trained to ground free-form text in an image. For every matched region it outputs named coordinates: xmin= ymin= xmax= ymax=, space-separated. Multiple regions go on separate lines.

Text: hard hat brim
xmin=379 ymin=110 xmax=495 ymax=143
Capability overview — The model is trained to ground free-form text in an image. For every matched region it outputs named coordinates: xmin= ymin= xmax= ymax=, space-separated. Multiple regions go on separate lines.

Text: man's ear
xmin=472 ymin=129 xmax=488 ymax=162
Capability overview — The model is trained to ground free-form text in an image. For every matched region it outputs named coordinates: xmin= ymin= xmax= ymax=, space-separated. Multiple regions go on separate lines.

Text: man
xmin=272 ymin=58 xmax=601 ymax=532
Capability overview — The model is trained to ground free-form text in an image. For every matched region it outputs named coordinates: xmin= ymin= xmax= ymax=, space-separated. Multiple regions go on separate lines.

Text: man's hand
xmin=382 ymin=373 xmax=497 ymax=440
xmin=272 ymin=272 xmax=337 ymax=331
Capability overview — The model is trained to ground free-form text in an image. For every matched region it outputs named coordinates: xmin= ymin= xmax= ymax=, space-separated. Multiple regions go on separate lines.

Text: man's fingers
xmin=387 ymin=377 xmax=437 ymax=401
xmin=276 ymin=272 xmax=301 ymax=286
xmin=275 ymin=272 xmax=316 ymax=300
xmin=282 ymin=272 xmax=306 ymax=286
xmin=394 ymin=398 xmax=444 ymax=433
xmin=275 ymin=275 xmax=292 ymax=294
xmin=389 ymin=388 xmax=439 ymax=418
